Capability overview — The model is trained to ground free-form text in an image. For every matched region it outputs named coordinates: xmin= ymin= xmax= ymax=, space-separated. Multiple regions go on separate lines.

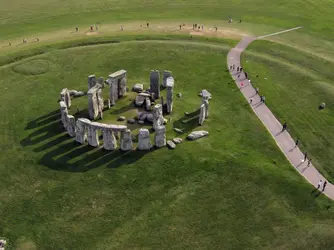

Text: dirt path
xmin=227 ymin=36 xmax=334 ymax=200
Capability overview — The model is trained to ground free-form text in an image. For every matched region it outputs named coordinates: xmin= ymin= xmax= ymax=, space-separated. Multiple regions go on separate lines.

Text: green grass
xmin=1 ymin=41 xmax=334 ymax=249
xmin=242 ymin=40 xmax=334 ymax=182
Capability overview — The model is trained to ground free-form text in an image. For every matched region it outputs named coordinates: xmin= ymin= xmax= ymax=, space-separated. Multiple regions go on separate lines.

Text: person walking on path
xmin=244 ymin=72 xmax=248 ymax=79
xmin=147 ymin=22 xmax=149 ymax=28
xmin=322 ymin=181 xmax=327 ymax=192
xmin=232 ymin=64 xmax=235 ymax=71
xmin=179 ymin=24 xmax=182 ymax=30
xmin=237 ymin=66 xmax=239 ymax=72
xmin=303 ymin=152 xmax=308 ymax=162
xmin=295 ymin=139 xmax=299 ymax=147
xmin=317 ymin=180 xmax=323 ymax=189
xmin=76 ymin=27 xmax=78 ymax=32
xmin=282 ymin=122 xmax=287 ymax=131
xmin=260 ymin=95 xmax=266 ymax=104
xmin=249 ymin=98 xmax=253 ymax=104
xmin=307 ymin=158 xmax=312 ymax=167
xmin=255 ymin=87 xmax=259 ymax=95
xmin=240 ymin=67 xmax=243 ymax=72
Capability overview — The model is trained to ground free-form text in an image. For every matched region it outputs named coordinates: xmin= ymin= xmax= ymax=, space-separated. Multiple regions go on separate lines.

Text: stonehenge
xmin=120 ymin=129 xmax=133 ymax=151
xmin=150 ymin=70 xmax=160 ymax=99
xmin=198 ymin=89 xmax=211 ymax=125
xmin=199 ymin=104 xmax=205 ymax=125
xmin=88 ymin=75 xmax=97 ymax=90
xmin=87 ymin=83 xmax=103 ymax=120
xmin=106 ymin=70 xmax=127 ymax=105
xmin=154 ymin=125 xmax=166 ymax=148
xmin=166 ymin=77 xmax=174 ymax=113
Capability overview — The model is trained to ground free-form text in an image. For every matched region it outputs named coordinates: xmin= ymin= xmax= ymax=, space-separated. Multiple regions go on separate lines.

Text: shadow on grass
xmin=24 ymin=110 xmax=60 ymax=130
xmin=110 ymin=104 xmax=136 ymax=115
xmin=173 ymin=109 xmax=200 ymax=133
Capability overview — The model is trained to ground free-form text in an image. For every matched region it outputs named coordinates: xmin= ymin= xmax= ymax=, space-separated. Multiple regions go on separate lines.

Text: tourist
xmin=76 ymin=27 xmax=78 ymax=32
xmin=304 ymin=152 xmax=308 ymax=162
xmin=121 ymin=26 xmax=123 ymax=31
xmin=307 ymin=158 xmax=312 ymax=167
xmin=244 ymin=72 xmax=248 ymax=79
xmin=249 ymin=99 xmax=253 ymax=104
xmin=202 ymin=25 xmax=204 ymax=30
xmin=90 ymin=26 xmax=93 ymax=31
xmin=255 ymin=87 xmax=259 ymax=95
xmin=239 ymin=20 xmax=242 ymax=23
xmin=240 ymin=67 xmax=243 ymax=72
xmin=282 ymin=122 xmax=287 ymax=131
xmin=262 ymin=96 xmax=266 ymax=103
xmin=179 ymin=24 xmax=182 ymax=30
xmin=232 ymin=64 xmax=235 ymax=70
xmin=295 ymin=139 xmax=299 ymax=147
xmin=237 ymin=66 xmax=239 ymax=72
xmin=215 ymin=26 xmax=218 ymax=31
xmin=229 ymin=65 xmax=232 ymax=70
xmin=36 ymin=37 xmax=39 ymax=42
xmin=322 ymin=181 xmax=327 ymax=192
xmin=147 ymin=22 xmax=149 ymax=28
xmin=9 ymin=42 xmax=11 ymax=46
xmin=317 ymin=179 xmax=322 ymax=189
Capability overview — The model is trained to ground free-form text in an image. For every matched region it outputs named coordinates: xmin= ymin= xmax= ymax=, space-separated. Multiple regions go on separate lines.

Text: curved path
xmin=228 ymin=36 xmax=334 ymax=200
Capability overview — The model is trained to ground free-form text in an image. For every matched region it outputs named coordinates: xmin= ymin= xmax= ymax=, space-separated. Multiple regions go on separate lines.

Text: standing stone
xmin=59 ymin=101 xmax=68 ymax=129
xmin=88 ymin=85 xmax=103 ymax=120
xmin=150 ymin=70 xmax=160 ymax=99
xmin=98 ymin=77 xmax=104 ymax=88
xmin=145 ymin=98 xmax=151 ymax=111
xmin=154 ymin=125 xmax=166 ymax=148
xmin=199 ymin=104 xmax=205 ymax=125
xmin=162 ymin=70 xmax=172 ymax=87
xmin=120 ymin=129 xmax=133 ymax=151
xmin=108 ymin=70 xmax=127 ymax=105
xmin=119 ymin=77 xmax=127 ymax=97
xmin=138 ymin=128 xmax=151 ymax=150
xmin=75 ymin=118 xmax=90 ymax=144
xmin=153 ymin=104 xmax=164 ymax=130
xmin=60 ymin=88 xmax=71 ymax=108
xmin=102 ymin=129 xmax=117 ymax=150
xmin=87 ymin=124 xmax=99 ymax=147
xmin=66 ymin=115 xmax=76 ymax=137
xmin=203 ymin=99 xmax=209 ymax=118
xmin=97 ymin=88 xmax=104 ymax=118
xmin=88 ymin=75 xmax=96 ymax=90
xmin=166 ymin=77 xmax=174 ymax=113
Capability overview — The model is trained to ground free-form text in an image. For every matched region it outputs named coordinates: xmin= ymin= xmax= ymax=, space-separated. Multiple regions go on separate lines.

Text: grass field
xmin=1 ymin=0 xmax=334 ymax=249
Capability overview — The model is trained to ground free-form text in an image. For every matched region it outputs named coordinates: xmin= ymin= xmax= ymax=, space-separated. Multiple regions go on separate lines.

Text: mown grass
xmin=242 ymin=40 xmax=334 ymax=182
xmin=0 ymin=41 xmax=334 ymax=249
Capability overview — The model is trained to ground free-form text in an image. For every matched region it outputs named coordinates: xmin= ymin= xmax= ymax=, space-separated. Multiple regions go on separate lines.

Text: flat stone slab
xmin=172 ymin=138 xmax=183 ymax=144
xmin=127 ymin=118 xmax=136 ymax=124
xmin=167 ymin=140 xmax=176 ymax=149
xmin=187 ymin=130 xmax=209 ymax=140
xmin=174 ymin=128 xmax=184 ymax=133
xmin=133 ymin=83 xmax=144 ymax=93
xmin=118 ymin=116 xmax=126 ymax=121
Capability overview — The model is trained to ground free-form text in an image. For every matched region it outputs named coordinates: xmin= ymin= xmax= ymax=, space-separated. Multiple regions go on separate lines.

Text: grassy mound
xmin=12 ymin=59 xmax=52 ymax=75
xmin=0 ymin=41 xmax=333 ymax=249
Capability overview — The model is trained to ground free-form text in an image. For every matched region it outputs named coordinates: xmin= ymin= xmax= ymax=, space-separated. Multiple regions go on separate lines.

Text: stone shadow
xmin=24 ymin=110 xmax=60 ymax=130
xmin=110 ymin=104 xmax=136 ymax=115
xmin=173 ymin=109 xmax=200 ymax=133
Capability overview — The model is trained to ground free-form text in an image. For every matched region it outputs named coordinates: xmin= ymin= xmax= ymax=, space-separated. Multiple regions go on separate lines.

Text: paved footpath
xmin=227 ymin=36 xmax=334 ymax=200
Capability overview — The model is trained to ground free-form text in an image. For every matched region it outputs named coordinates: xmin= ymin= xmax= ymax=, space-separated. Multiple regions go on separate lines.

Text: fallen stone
xmin=138 ymin=112 xmax=147 ymax=121
xmin=138 ymin=120 xmax=145 ymax=125
xmin=147 ymin=113 xmax=154 ymax=123
xmin=177 ymin=93 xmax=182 ymax=98
xmin=163 ymin=118 xmax=168 ymax=124
xmin=133 ymin=83 xmax=144 ymax=93
xmin=127 ymin=118 xmax=136 ymax=124
xmin=187 ymin=130 xmax=209 ymax=140
xmin=118 ymin=116 xmax=126 ymax=121
xmin=184 ymin=112 xmax=190 ymax=116
xmin=174 ymin=128 xmax=183 ymax=133
xmin=172 ymin=138 xmax=183 ymax=144
xmin=167 ymin=140 xmax=176 ymax=149
xmin=73 ymin=91 xmax=85 ymax=97
xmin=145 ymin=98 xmax=151 ymax=111
xmin=135 ymin=93 xmax=151 ymax=106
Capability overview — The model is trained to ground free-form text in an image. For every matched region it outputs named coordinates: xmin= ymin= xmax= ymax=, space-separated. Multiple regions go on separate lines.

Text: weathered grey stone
xmin=98 ymin=77 xmax=105 ymax=88
xmin=200 ymin=89 xmax=212 ymax=100
xmin=154 ymin=125 xmax=166 ymax=148
xmin=88 ymin=75 xmax=97 ymax=90
xmin=166 ymin=77 xmax=174 ymax=113
xmin=187 ymin=130 xmax=209 ymax=140
xmin=203 ymin=99 xmax=209 ymax=118
xmin=145 ymin=98 xmax=151 ymax=111
xmin=102 ymin=129 xmax=117 ymax=150
xmin=162 ymin=70 xmax=172 ymax=87
xmin=138 ymin=120 xmax=145 ymax=125
xmin=153 ymin=104 xmax=164 ymax=130
xmin=199 ymin=104 xmax=205 ymax=125
xmin=135 ymin=93 xmax=150 ymax=106
xmin=69 ymin=90 xmax=85 ymax=97
xmin=75 ymin=118 xmax=90 ymax=144
xmin=107 ymin=70 xmax=127 ymax=105
xmin=138 ymin=111 xmax=147 ymax=121
xmin=172 ymin=137 xmax=183 ymax=144
xmin=127 ymin=118 xmax=136 ymax=124
xmin=66 ymin=115 xmax=76 ymax=137
xmin=167 ymin=140 xmax=176 ymax=149
xmin=88 ymin=84 xmax=103 ymax=120
xmin=118 ymin=116 xmax=126 ymax=121
xmin=147 ymin=113 xmax=154 ymax=123
xmin=59 ymin=101 xmax=68 ymax=128
xmin=133 ymin=83 xmax=143 ymax=92
xmin=120 ymin=129 xmax=133 ymax=151
xmin=87 ymin=123 xmax=100 ymax=147
xmin=173 ymin=128 xmax=183 ymax=133
xmin=150 ymin=70 xmax=160 ymax=99
xmin=60 ymin=88 xmax=71 ymax=108
xmin=138 ymin=128 xmax=151 ymax=150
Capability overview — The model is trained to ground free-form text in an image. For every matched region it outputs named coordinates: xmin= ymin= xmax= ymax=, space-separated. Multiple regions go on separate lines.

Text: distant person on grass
xmin=295 ymin=139 xmax=299 ymax=147
xmin=304 ymin=152 xmax=308 ymax=162
xmin=282 ymin=122 xmax=287 ymax=131
xmin=255 ymin=87 xmax=259 ymax=95
xmin=147 ymin=22 xmax=149 ymax=28
xmin=307 ymin=158 xmax=312 ymax=167
xmin=76 ymin=27 xmax=78 ymax=32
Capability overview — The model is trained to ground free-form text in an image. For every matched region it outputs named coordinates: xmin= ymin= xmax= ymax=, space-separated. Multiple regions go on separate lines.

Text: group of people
xmin=317 ymin=179 xmax=328 ymax=192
